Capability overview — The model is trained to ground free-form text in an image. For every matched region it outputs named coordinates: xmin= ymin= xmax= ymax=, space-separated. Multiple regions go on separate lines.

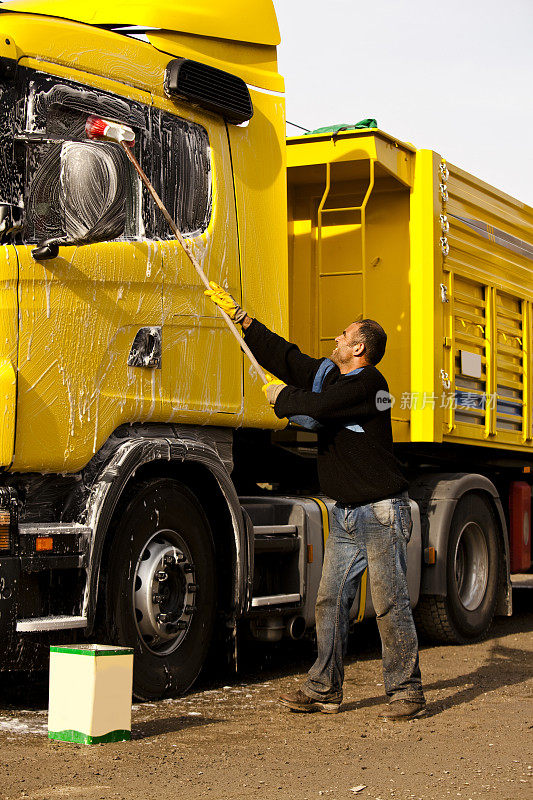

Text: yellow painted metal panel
xmin=288 ymin=129 xmax=416 ymax=155
xmin=0 ymin=361 xmax=16 ymax=468
xmin=287 ymin=137 xmax=375 ymax=170
xmin=319 ymin=274 xmax=363 ymax=352
xmin=164 ymin=316 xmax=241 ymax=416
xmin=0 ymin=247 xmax=18 ymax=467
xmin=441 ymin=155 xmax=533 ymax=449
xmin=310 ymin=496 xmax=330 ymax=545
xmin=1 ymin=0 xmax=281 ymax=46
xmin=409 ymin=150 xmax=442 ymax=443
xmin=365 ymin=187 xmax=411 ymax=427
xmin=227 ymin=87 xmax=288 ymax=430
xmin=356 ymin=569 xmax=368 ymax=623
xmin=287 ymin=133 xmax=413 ymax=435
xmin=288 ymin=192 xmax=316 ymax=358
xmin=13 ymin=240 xmax=164 ymax=473
xmin=147 ymin=32 xmax=283 ymax=93
xmin=3 ymin=17 xmax=168 ymax=95
xmin=0 ymin=33 xmax=16 ymax=61
xmin=523 ymin=302 xmax=532 ymax=443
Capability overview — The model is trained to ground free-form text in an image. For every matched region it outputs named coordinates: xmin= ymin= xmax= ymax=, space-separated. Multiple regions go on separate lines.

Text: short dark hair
xmin=351 ymin=319 xmax=387 ymax=365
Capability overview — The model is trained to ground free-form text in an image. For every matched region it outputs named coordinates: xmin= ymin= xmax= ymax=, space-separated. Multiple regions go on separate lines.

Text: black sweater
xmin=244 ymin=319 xmax=407 ymax=504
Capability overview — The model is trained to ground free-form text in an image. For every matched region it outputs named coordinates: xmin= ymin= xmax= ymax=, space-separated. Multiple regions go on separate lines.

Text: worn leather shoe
xmin=279 ymin=689 xmax=341 ymax=714
xmin=378 ymin=699 xmax=426 ymax=721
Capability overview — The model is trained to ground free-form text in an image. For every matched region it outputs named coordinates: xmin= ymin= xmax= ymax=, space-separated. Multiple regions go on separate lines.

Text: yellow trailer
xmin=286 ymin=127 xmax=533 ymax=643
xmin=287 ymin=128 xmax=533 ymax=453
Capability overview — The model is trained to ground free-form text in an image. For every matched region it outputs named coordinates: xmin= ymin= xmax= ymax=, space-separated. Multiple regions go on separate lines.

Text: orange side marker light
xmin=36 ymin=537 xmax=53 ymax=552
xmin=0 ymin=510 xmax=10 ymax=550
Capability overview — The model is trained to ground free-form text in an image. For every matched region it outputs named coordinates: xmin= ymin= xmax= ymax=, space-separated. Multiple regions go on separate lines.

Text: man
xmin=205 ymin=282 xmax=426 ymax=721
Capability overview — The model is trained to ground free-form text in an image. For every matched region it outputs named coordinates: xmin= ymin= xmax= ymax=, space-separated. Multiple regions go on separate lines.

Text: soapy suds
xmin=0 ymin=714 xmax=47 ymax=736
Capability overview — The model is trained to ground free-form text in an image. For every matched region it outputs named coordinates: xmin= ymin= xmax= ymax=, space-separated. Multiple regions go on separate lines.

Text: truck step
xmin=254 ymin=536 xmax=300 ymax=554
xmin=241 ymin=498 xmax=308 ymax=611
xmin=18 ymin=523 xmax=91 ymax=536
xmin=251 ymin=593 xmax=301 ymax=607
xmin=253 ymin=523 xmax=300 ymax=554
xmin=16 ymin=615 xmax=88 ymax=632
xmin=18 ymin=523 xmax=90 ymax=558
xmin=17 ymin=523 xmax=91 ymax=571
xmin=253 ymin=524 xmax=298 ymax=536
xmin=241 ymin=500 xmax=299 ymax=529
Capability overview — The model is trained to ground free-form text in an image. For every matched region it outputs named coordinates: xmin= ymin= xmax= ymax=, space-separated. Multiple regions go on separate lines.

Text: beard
xmin=331 ymin=346 xmax=342 ymax=367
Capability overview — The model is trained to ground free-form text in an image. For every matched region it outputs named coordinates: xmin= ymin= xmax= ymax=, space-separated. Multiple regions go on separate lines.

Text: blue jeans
xmin=304 ymin=493 xmax=425 ymax=704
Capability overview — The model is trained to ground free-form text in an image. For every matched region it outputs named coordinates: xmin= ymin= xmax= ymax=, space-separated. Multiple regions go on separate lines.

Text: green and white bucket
xmin=48 ymin=644 xmax=134 ymax=744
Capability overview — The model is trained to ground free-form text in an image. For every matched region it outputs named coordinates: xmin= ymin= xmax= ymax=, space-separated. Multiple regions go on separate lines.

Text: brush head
xmin=85 ymin=115 xmax=135 ymax=147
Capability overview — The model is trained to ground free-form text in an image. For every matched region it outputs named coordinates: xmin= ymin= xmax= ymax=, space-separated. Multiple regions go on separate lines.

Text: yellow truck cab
xmin=0 ymin=0 xmax=287 ymax=475
xmin=0 ymin=1 xmax=528 ymax=700
xmin=0 ymin=0 xmax=289 ymax=698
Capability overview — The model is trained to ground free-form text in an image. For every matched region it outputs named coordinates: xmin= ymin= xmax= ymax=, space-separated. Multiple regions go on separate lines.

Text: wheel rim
xmin=132 ymin=529 xmax=197 ymax=655
xmin=453 ymin=521 xmax=489 ymax=611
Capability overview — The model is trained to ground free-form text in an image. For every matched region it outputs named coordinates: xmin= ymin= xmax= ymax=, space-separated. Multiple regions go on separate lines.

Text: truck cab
xmin=0 ymin=0 xmax=289 ymax=698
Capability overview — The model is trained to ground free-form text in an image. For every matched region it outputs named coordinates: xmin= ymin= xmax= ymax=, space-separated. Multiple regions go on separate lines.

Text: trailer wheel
xmin=415 ymin=493 xmax=500 ymax=643
xmin=106 ymin=478 xmax=216 ymax=700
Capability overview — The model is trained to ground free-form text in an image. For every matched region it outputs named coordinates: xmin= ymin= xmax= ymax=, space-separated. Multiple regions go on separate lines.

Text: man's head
xmin=331 ymin=319 xmax=387 ymax=373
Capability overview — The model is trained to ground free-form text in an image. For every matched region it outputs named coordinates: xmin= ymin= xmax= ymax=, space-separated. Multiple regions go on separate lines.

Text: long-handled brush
xmin=85 ymin=115 xmax=268 ymax=385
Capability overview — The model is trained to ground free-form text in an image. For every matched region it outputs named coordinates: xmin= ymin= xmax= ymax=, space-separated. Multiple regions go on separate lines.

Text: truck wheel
xmin=414 ymin=493 xmax=500 ymax=644
xmin=106 ymin=478 xmax=216 ymax=700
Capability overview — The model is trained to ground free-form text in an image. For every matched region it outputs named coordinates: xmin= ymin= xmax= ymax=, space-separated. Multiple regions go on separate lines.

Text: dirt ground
xmin=0 ymin=589 xmax=531 ymax=800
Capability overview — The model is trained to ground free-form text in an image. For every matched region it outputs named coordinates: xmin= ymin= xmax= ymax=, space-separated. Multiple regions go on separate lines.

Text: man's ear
xmin=353 ymin=341 xmax=365 ymax=357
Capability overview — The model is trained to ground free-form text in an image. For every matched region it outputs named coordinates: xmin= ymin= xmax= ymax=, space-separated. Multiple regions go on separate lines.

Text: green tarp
xmin=305 ymin=119 xmax=378 ymax=135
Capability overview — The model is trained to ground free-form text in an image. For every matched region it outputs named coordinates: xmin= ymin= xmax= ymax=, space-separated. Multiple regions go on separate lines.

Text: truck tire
xmin=106 ymin=478 xmax=216 ymax=700
xmin=414 ymin=493 xmax=500 ymax=644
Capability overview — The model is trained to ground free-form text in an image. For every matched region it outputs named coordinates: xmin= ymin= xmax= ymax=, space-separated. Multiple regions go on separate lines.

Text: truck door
xmin=12 ymin=69 xmax=163 ymax=472
xmin=154 ymin=107 xmax=243 ymax=419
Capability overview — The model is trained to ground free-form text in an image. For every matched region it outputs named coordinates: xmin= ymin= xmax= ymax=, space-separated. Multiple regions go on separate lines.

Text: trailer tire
xmin=106 ymin=478 xmax=216 ymax=700
xmin=415 ymin=493 xmax=500 ymax=643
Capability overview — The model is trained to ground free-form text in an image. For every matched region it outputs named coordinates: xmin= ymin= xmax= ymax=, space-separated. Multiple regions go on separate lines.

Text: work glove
xmin=204 ymin=281 xmax=247 ymax=323
xmin=262 ymin=372 xmax=286 ymax=406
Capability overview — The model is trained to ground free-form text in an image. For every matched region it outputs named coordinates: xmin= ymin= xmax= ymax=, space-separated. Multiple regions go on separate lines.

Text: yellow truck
xmin=0 ymin=0 xmax=529 ymax=698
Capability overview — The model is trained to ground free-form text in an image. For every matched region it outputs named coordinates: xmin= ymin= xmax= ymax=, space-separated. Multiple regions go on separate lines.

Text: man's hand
xmin=204 ymin=281 xmax=247 ymax=324
xmin=262 ymin=372 xmax=286 ymax=406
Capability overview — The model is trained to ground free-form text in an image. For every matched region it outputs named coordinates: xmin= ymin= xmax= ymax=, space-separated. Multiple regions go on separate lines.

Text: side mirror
xmin=32 ymin=241 xmax=59 ymax=260
xmin=0 ymin=204 xmax=23 ymax=243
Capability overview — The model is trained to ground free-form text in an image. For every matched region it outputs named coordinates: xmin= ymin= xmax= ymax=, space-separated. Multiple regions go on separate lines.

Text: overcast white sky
xmin=273 ymin=0 xmax=533 ymax=206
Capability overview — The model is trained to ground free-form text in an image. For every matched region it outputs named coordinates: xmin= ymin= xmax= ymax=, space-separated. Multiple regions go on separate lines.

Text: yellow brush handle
xmin=120 ymin=142 xmax=268 ymax=385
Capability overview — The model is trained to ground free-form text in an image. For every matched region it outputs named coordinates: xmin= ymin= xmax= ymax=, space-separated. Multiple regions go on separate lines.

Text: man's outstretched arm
xmin=273 ymin=373 xmax=374 ymax=424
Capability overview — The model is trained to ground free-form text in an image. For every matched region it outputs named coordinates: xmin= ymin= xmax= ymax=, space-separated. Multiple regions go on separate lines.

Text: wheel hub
xmin=133 ymin=530 xmax=197 ymax=654
xmin=454 ymin=521 xmax=489 ymax=611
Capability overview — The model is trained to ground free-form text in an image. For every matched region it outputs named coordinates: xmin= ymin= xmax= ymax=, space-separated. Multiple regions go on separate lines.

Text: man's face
xmin=331 ymin=322 xmax=362 ymax=367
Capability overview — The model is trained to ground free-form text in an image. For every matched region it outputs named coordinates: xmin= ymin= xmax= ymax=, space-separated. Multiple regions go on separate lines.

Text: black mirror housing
xmin=0 ymin=204 xmax=23 ymax=243
xmin=32 ymin=241 xmax=60 ymax=261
